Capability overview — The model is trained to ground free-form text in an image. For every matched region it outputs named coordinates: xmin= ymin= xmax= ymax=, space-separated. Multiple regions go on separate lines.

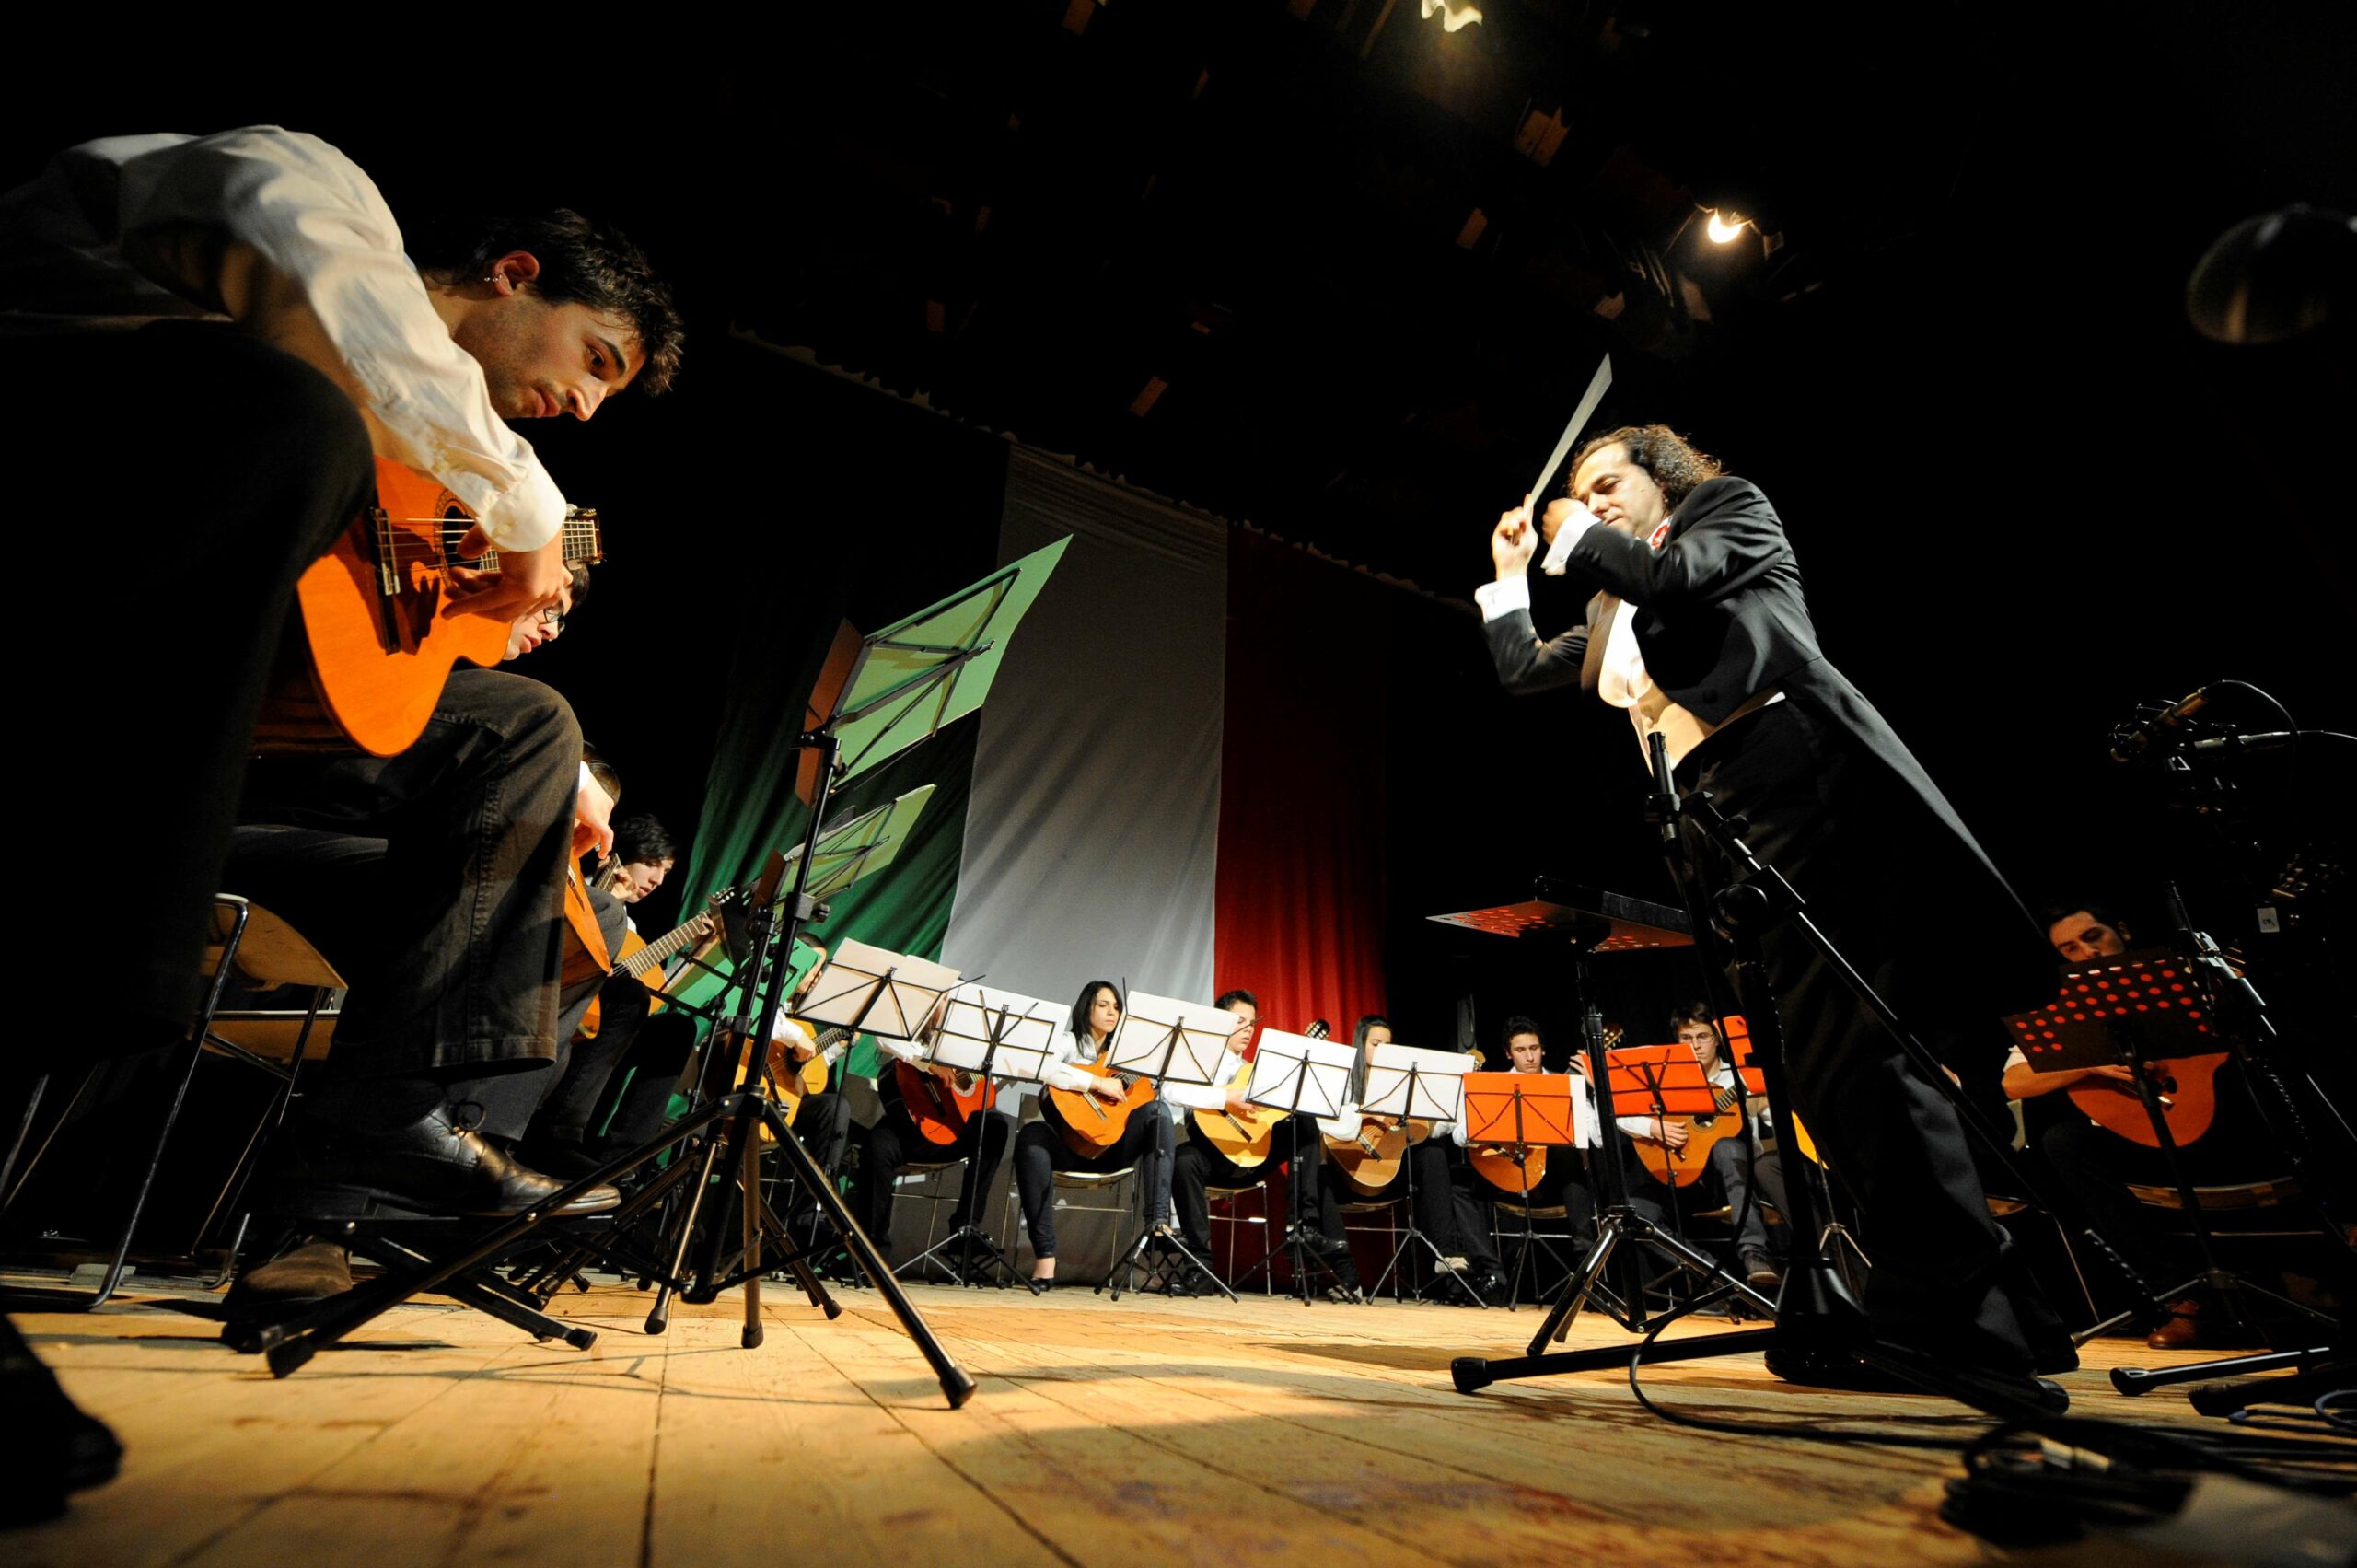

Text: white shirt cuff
xmin=1538 ymin=507 xmax=1598 ymax=575
xmin=1473 ymin=575 xmax=1531 ymax=621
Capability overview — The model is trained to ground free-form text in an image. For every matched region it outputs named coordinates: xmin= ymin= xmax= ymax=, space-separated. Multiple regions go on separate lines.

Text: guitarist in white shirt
xmin=1618 ymin=1006 xmax=1789 ymax=1289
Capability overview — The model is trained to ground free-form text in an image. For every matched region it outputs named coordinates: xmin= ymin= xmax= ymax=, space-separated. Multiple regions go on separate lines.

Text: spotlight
xmin=1705 ymin=210 xmax=1747 ymax=244
xmin=1419 ymin=0 xmax=1483 ymax=32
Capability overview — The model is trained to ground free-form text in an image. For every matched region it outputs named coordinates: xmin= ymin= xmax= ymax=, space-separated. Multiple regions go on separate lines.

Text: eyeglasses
xmin=538 ymin=605 xmax=567 ymax=633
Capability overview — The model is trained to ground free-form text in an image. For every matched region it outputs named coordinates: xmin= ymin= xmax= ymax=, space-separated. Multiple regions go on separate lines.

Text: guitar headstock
xmin=1306 ymin=1019 xmax=1331 ymax=1040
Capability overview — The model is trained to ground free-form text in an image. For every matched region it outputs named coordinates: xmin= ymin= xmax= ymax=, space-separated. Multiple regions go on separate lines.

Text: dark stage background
xmin=11 ymin=6 xmax=2347 ymax=1057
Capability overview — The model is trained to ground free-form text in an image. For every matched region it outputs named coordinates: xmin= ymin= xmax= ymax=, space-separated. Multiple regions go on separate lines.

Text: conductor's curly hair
xmin=1567 ymin=424 xmax=1724 ymax=510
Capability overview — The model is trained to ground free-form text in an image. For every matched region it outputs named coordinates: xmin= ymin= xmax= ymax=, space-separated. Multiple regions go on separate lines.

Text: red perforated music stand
xmin=2001 ymin=949 xmax=2219 ymax=1072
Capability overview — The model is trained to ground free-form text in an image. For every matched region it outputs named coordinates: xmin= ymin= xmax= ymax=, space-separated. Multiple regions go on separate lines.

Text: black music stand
xmin=1232 ymin=1028 xmax=1358 ymax=1304
xmin=899 ymin=984 xmax=1067 ymax=1289
xmin=2005 ymin=950 xmax=2337 ymax=1369
xmin=1099 ymin=992 xmax=1241 ymax=1301
xmin=1358 ymin=1043 xmax=1482 ymax=1306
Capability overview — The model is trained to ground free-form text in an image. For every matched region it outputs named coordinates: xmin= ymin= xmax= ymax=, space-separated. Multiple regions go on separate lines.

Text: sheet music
xmin=1243 ymin=1029 xmax=1358 ymax=1121
xmin=1107 ymin=991 xmax=1242 ymax=1090
xmin=1361 ymin=1042 xmax=1478 ymax=1123
xmin=796 ymin=937 xmax=960 ymax=1040
xmin=929 ymin=982 xmax=1072 ymax=1084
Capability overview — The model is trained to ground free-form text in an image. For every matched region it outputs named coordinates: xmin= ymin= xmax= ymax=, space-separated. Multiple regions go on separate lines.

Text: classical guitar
xmin=1631 ymin=1077 xmax=1754 ymax=1189
xmin=1469 ymin=1026 xmax=1621 ymax=1197
xmin=2065 ymin=1054 xmax=2230 ymax=1149
xmin=749 ymin=1024 xmax=852 ymax=1132
xmin=1041 ymin=1047 xmax=1160 ymax=1158
xmin=1324 ymin=1028 xmax=1463 ymax=1196
xmin=1190 ymin=1019 xmax=1328 ymax=1170
xmin=254 ymin=457 xmax=605 ymax=757
xmin=576 ymin=889 xmax=743 ymax=1041
xmin=888 ymin=1059 xmax=993 ymax=1147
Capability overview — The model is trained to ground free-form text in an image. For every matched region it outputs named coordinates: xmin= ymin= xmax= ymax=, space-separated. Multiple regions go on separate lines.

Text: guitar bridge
xmin=368 ymin=506 xmax=401 ymax=597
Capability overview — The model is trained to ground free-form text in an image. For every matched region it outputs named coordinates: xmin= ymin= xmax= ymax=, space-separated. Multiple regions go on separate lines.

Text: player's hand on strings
xmin=446 ymin=529 xmax=568 ymax=622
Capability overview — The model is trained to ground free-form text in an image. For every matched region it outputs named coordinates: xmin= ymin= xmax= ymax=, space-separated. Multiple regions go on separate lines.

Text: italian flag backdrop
xmin=682 ymin=445 xmax=1397 ymax=1067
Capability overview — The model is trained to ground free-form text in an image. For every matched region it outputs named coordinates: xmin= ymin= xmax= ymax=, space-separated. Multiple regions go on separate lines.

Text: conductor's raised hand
xmin=445 ymin=529 xmax=568 ymax=622
xmin=1491 ymin=494 xmax=1538 ymax=578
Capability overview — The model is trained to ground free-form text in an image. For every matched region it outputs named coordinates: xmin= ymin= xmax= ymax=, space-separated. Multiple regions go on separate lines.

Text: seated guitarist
xmin=1325 ymin=1016 xmax=1504 ymax=1304
xmin=1169 ymin=989 xmax=1344 ymax=1290
xmin=2006 ymin=901 xmax=2264 ymax=1351
xmin=10 ymin=127 xmax=684 ymax=1221
xmin=1011 ymin=981 xmax=1178 ymax=1290
xmin=1465 ymin=1016 xmax=1593 ymax=1232
xmin=853 ymin=1031 xmax=1016 ymax=1272
xmin=1618 ymin=1005 xmax=1789 ymax=1290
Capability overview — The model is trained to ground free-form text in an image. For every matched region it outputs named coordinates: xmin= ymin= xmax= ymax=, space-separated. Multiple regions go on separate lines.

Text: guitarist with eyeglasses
xmin=1617 ymin=1005 xmax=1789 ymax=1291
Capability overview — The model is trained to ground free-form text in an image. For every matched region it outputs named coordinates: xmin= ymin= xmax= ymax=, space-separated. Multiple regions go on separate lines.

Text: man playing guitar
xmin=1617 ymin=1006 xmax=1788 ymax=1290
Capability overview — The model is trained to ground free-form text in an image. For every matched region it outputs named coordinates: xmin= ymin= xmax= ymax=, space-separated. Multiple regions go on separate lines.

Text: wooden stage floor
xmin=7 ymin=1277 xmax=2316 ymax=1565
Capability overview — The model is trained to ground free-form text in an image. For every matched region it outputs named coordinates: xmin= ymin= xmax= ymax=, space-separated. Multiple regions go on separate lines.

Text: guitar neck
xmin=470 ymin=512 xmax=603 ymax=573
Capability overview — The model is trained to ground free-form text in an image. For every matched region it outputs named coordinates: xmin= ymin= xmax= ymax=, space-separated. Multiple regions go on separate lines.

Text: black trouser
xmin=1678 ymin=698 xmax=2062 ymax=1372
xmin=21 ymin=324 xmax=371 ymax=1037
xmin=2034 ymin=1118 xmax=2196 ymax=1288
xmin=1170 ymin=1116 xmax=1315 ymax=1258
xmin=229 ymin=666 xmax=584 ymax=1086
xmin=586 ymin=1010 xmax=702 ymax=1155
xmin=1013 ymin=1109 xmax=1172 ymax=1259
xmin=445 ymin=887 xmax=629 ymax=1141
xmin=856 ymin=1104 xmax=1016 ymax=1258
xmin=1476 ymin=1149 xmax=1596 ymax=1241
xmin=1625 ymin=1139 xmax=1785 ymax=1260
xmin=1344 ymin=1142 xmax=1498 ymax=1272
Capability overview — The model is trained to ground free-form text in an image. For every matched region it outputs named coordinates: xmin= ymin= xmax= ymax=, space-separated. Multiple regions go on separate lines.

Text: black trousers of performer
xmin=228 ymin=665 xmax=585 ymax=1105
xmin=856 ymin=1104 xmax=1016 ymax=1258
xmin=2032 ymin=1119 xmax=2200 ymax=1288
xmin=1472 ymin=1150 xmax=1595 ymax=1238
xmin=1348 ymin=1142 xmax=1499 ymax=1272
xmin=1678 ymin=700 xmax=2067 ymax=1373
xmin=22 ymin=324 xmax=371 ymax=1041
xmin=1013 ymin=1110 xmax=1173 ymax=1260
xmin=1170 ymin=1117 xmax=1317 ymax=1263
xmin=1624 ymin=1140 xmax=1786 ymax=1262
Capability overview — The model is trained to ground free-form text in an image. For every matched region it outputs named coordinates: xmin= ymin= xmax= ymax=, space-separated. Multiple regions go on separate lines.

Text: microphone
xmin=2108 ymin=685 xmax=2213 ymax=762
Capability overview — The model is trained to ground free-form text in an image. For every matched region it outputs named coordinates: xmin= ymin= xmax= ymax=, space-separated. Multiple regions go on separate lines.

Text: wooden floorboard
xmin=4 ymin=1276 xmax=2316 ymax=1566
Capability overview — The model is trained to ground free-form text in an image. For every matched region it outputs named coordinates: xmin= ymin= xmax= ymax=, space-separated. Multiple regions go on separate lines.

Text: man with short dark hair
xmin=1478 ymin=425 xmax=2073 ymax=1400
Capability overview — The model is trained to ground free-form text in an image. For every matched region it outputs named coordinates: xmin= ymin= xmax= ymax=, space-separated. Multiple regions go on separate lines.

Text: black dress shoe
xmin=515 ymin=1134 xmax=610 ymax=1181
xmin=273 ymin=1106 xmax=621 ymax=1219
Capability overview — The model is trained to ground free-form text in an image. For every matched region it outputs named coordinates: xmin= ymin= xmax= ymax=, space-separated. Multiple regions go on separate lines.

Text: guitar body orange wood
xmin=2067 ymin=1053 xmax=2228 ymax=1148
xmin=1042 ymin=1056 xmax=1157 ymax=1157
xmin=261 ymin=459 xmax=512 ymax=758
xmin=1631 ymin=1113 xmax=1744 ymax=1189
xmin=1324 ymin=1117 xmax=1408 ymax=1194
xmin=888 ymin=1060 xmax=992 ymax=1146
xmin=1470 ymin=1142 xmax=1547 ymax=1198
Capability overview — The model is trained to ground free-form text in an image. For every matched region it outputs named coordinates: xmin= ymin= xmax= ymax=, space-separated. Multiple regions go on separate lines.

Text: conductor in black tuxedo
xmin=1478 ymin=424 xmax=2071 ymax=1396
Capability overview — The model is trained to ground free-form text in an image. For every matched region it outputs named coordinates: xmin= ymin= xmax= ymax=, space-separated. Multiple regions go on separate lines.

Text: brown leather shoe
xmin=2146 ymin=1297 xmax=2203 ymax=1350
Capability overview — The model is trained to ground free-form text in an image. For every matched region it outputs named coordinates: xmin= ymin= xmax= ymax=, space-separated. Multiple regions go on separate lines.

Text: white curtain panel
xmin=942 ymin=447 xmax=1226 ymax=1008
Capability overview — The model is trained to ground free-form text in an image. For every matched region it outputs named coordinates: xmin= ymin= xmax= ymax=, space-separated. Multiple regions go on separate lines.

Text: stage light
xmin=1419 ymin=0 xmax=1483 ymax=32
xmin=1705 ymin=210 xmax=1747 ymax=244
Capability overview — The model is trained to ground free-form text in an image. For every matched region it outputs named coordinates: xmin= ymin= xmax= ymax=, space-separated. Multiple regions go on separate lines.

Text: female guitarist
xmin=1169 ymin=992 xmax=1350 ymax=1294
xmin=1324 ymin=1017 xmax=1503 ymax=1303
xmin=1011 ymin=981 xmax=1178 ymax=1291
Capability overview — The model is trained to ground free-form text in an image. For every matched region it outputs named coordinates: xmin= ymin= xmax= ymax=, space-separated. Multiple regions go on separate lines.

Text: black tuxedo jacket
xmin=1483 ymin=473 xmax=2052 ymax=1016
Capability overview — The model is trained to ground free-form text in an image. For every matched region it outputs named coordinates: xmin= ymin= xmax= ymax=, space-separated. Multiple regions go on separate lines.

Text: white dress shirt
xmin=0 ymin=127 xmax=566 ymax=551
xmin=1476 ymin=511 xmax=1782 ymax=768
